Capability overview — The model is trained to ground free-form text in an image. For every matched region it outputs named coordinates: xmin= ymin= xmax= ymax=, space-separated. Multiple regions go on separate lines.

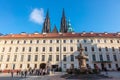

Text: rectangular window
xmin=116 ymin=64 xmax=118 ymax=68
xmin=107 ymin=55 xmax=110 ymax=61
xmin=104 ymin=40 xmax=106 ymax=43
xmin=108 ymin=64 xmax=111 ymax=68
xmin=64 ymin=64 xmax=66 ymax=68
xmin=4 ymin=41 xmax=7 ymax=44
xmin=6 ymin=64 xmax=8 ymax=68
xmin=105 ymin=47 xmax=108 ymax=51
xmin=34 ymin=55 xmax=38 ymax=61
xmin=7 ymin=55 xmax=10 ymax=61
xmin=100 ymin=55 xmax=103 ymax=61
xmin=97 ymin=40 xmax=100 ymax=43
xmin=34 ymin=64 xmax=37 ymax=68
xmin=56 ymin=40 xmax=59 ymax=43
xmin=14 ymin=55 xmax=17 ymax=61
xmin=63 ymin=47 xmax=66 ymax=52
xmin=42 ymin=47 xmax=45 ymax=52
xmin=20 ymin=64 xmax=22 ymax=68
xmin=91 ymin=47 xmax=94 ymax=51
xmin=70 ymin=47 xmax=73 ymax=51
xmin=27 ymin=64 xmax=30 ymax=68
xmin=30 ymin=40 xmax=32 ymax=44
xmin=36 ymin=47 xmax=38 ymax=52
xmin=21 ymin=55 xmax=24 ymax=62
xmin=63 ymin=40 xmax=66 ymax=43
xmin=112 ymin=47 xmax=115 ymax=52
xmin=99 ymin=47 xmax=101 ymax=52
xmin=28 ymin=55 xmax=31 ymax=61
xmin=84 ymin=39 xmax=86 ymax=43
xmin=9 ymin=47 xmax=12 ymax=52
xmin=48 ymin=55 xmax=52 ymax=61
xmin=63 ymin=55 xmax=66 ymax=61
xmin=113 ymin=55 xmax=117 ymax=61
xmin=77 ymin=40 xmax=79 ymax=43
xmin=70 ymin=55 xmax=74 ymax=61
xmin=11 ymin=41 xmax=13 ymax=44
xmin=37 ymin=40 xmax=39 ymax=43
xmin=42 ymin=55 xmax=45 ymax=61
xmin=50 ymin=40 xmax=52 ymax=43
xmin=0 ymin=55 xmax=3 ymax=61
xmin=110 ymin=40 xmax=113 ymax=43
xmin=49 ymin=47 xmax=52 ymax=52
xmin=91 ymin=40 xmax=93 ymax=43
xmin=70 ymin=40 xmax=73 ymax=43
xmin=17 ymin=40 xmax=19 ymax=44
xmin=24 ymin=40 xmax=26 ymax=44
xmin=43 ymin=40 xmax=46 ymax=43
xmin=56 ymin=55 xmax=59 ymax=61
xmin=22 ymin=47 xmax=25 ymax=52
xmin=92 ymin=54 xmax=96 ymax=61
xmin=15 ymin=47 xmax=18 ymax=52
xmin=56 ymin=47 xmax=59 ymax=52
xmin=29 ymin=47 xmax=31 ymax=52
xmin=84 ymin=47 xmax=87 ymax=51
xmin=117 ymin=40 xmax=119 ymax=43
xmin=2 ymin=47 xmax=5 ymax=52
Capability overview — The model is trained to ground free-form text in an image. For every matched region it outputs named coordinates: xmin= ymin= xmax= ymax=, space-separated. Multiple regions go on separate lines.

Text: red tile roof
xmin=0 ymin=32 xmax=120 ymax=39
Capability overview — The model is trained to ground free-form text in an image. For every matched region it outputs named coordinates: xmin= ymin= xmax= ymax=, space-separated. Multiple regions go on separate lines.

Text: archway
xmin=39 ymin=63 xmax=46 ymax=69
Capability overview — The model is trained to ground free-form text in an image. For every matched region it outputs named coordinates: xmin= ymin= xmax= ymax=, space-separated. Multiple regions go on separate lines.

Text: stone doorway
xmin=39 ymin=63 xmax=46 ymax=69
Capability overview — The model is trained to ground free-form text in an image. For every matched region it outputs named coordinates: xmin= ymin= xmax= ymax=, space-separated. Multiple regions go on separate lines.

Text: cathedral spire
xmin=60 ymin=8 xmax=67 ymax=33
xmin=42 ymin=9 xmax=51 ymax=33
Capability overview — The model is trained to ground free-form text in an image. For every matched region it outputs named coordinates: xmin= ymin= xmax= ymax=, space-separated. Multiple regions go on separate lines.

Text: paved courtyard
xmin=0 ymin=71 xmax=120 ymax=80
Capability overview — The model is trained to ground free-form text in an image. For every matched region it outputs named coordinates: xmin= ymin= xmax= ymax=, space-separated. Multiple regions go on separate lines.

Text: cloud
xmin=30 ymin=8 xmax=44 ymax=25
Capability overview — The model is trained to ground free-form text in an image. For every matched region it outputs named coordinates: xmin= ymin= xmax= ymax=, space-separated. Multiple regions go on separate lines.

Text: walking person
xmin=11 ymin=70 xmax=14 ymax=77
xmin=24 ymin=70 xmax=27 ymax=77
xmin=104 ymin=67 xmax=108 ymax=75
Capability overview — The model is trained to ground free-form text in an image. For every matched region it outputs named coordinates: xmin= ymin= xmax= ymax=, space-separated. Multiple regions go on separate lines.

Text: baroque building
xmin=0 ymin=10 xmax=120 ymax=72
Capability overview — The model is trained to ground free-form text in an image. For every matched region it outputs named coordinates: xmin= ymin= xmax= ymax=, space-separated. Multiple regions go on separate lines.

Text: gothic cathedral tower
xmin=42 ymin=9 xmax=51 ymax=33
xmin=60 ymin=9 xmax=67 ymax=33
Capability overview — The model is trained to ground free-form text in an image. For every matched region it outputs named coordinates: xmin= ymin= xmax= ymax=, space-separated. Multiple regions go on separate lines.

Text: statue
xmin=76 ymin=43 xmax=88 ymax=72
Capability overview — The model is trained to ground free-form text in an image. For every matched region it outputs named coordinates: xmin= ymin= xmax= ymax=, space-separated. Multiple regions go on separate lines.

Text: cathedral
xmin=0 ymin=9 xmax=120 ymax=72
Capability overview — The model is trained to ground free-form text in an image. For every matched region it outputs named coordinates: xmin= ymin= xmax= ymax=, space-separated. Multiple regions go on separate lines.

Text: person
xmin=11 ymin=70 xmax=13 ymax=77
xmin=24 ymin=70 xmax=27 ymax=77
xmin=104 ymin=67 xmax=108 ymax=75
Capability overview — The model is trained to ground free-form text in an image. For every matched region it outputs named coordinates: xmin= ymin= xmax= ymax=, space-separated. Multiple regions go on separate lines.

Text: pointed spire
xmin=52 ymin=25 xmax=58 ymax=33
xmin=46 ymin=9 xmax=49 ymax=18
xmin=62 ymin=8 xmax=65 ymax=18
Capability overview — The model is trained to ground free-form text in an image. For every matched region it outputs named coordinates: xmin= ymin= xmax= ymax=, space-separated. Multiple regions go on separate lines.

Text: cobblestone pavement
xmin=0 ymin=71 xmax=120 ymax=80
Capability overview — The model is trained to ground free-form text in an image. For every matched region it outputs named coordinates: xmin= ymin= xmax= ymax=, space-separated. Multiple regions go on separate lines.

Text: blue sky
xmin=0 ymin=0 xmax=120 ymax=34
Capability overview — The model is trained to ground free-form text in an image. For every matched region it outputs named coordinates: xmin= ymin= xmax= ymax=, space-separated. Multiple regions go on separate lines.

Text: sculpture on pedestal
xmin=76 ymin=43 xmax=88 ymax=72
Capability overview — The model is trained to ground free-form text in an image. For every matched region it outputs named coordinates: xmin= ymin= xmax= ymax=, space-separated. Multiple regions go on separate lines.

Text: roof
xmin=0 ymin=32 xmax=120 ymax=39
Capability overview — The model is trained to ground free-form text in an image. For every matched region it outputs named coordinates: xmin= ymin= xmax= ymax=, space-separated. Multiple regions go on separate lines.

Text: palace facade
xmin=0 ymin=9 xmax=120 ymax=72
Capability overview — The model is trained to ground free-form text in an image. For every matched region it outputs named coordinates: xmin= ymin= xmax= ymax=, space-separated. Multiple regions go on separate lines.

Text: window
xmin=56 ymin=55 xmax=59 ymax=61
xmin=56 ymin=47 xmax=59 ymax=52
xmin=36 ymin=47 xmax=38 ymax=52
xmin=9 ymin=47 xmax=12 ymax=52
xmin=112 ymin=47 xmax=115 ymax=52
xmin=64 ymin=64 xmax=66 ymax=68
xmin=29 ymin=47 xmax=31 ymax=52
xmin=91 ymin=47 xmax=94 ymax=51
xmin=105 ymin=47 xmax=108 ymax=51
xmin=7 ymin=55 xmax=10 ymax=61
xmin=48 ymin=55 xmax=52 ymax=61
xmin=70 ymin=40 xmax=73 ymax=43
xmin=21 ymin=55 xmax=24 ymax=62
xmin=63 ymin=55 xmax=66 ymax=61
xmin=11 ymin=41 xmax=13 ymax=44
xmin=113 ymin=55 xmax=117 ymax=61
xmin=117 ymin=40 xmax=119 ymax=43
xmin=110 ymin=40 xmax=113 ymax=43
xmin=63 ymin=47 xmax=66 ymax=52
xmin=4 ymin=41 xmax=7 ymax=44
xmin=14 ymin=55 xmax=17 ymax=61
xmin=91 ymin=40 xmax=93 ymax=43
xmin=20 ymin=64 xmax=22 ymax=68
xmin=24 ymin=40 xmax=26 ymax=44
xmin=15 ymin=47 xmax=18 ymax=52
xmin=43 ymin=40 xmax=46 ymax=43
xmin=37 ymin=40 xmax=39 ymax=43
xmin=27 ymin=64 xmax=30 ymax=68
xmin=49 ymin=47 xmax=52 ymax=52
xmin=22 ymin=47 xmax=25 ymax=52
xmin=34 ymin=64 xmax=37 ymax=68
xmin=70 ymin=47 xmax=73 ymax=51
xmin=56 ymin=40 xmax=59 ymax=43
xmin=34 ymin=55 xmax=38 ymax=61
xmin=42 ymin=47 xmax=45 ymax=52
xmin=99 ymin=47 xmax=101 ymax=52
xmin=108 ymin=64 xmax=111 ymax=68
xmin=77 ymin=40 xmax=79 ymax=43
xmin=70 ymin=55 xmax=74 ymax=61
xmin=84 ymin=39 xmax=86 ymax=43
xmin=50 ymin=40 xmax=52 ymax=43
xmin=104 ymin=40 xmax=106 ymax=43
xmin=0 ymin=55 xmax=3 ymax=61
xmin=30 ymin=40 xmax=32 ymax=44
xmin=84 ymin=47 xmax=87 ymax=51
xmin=97 ymin=40 xmax=100 ymax=43
xmin=28 ymin=55 xmax=31 ymax=61
xmin=42 ymin=55 xmax=45 ymax=61
xmin=116 ymin=64 xmax=118 ymax=68
xmin=6 ymin=64 xmax=8 ymax=68
xmin=17 ymin=40 xmax=19 ymax=44
xmin=92 ymin=54 xmax=96 ymax=61
xmin=63 ymin=40 xmax=66 ymax=43
xmin=2 ymin=47 xmax=5 ymax=52
xmin=100 ymin=55 xmax=103 ymax=61
xmin=107 ymin=55 xmax=110 ymax=61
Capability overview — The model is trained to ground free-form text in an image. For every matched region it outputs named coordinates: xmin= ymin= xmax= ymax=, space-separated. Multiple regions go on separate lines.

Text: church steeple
xmin=42 ymin=9 xmax=51 ymax=33
xmin=60 ymin=8 xmax=67 ymax=33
